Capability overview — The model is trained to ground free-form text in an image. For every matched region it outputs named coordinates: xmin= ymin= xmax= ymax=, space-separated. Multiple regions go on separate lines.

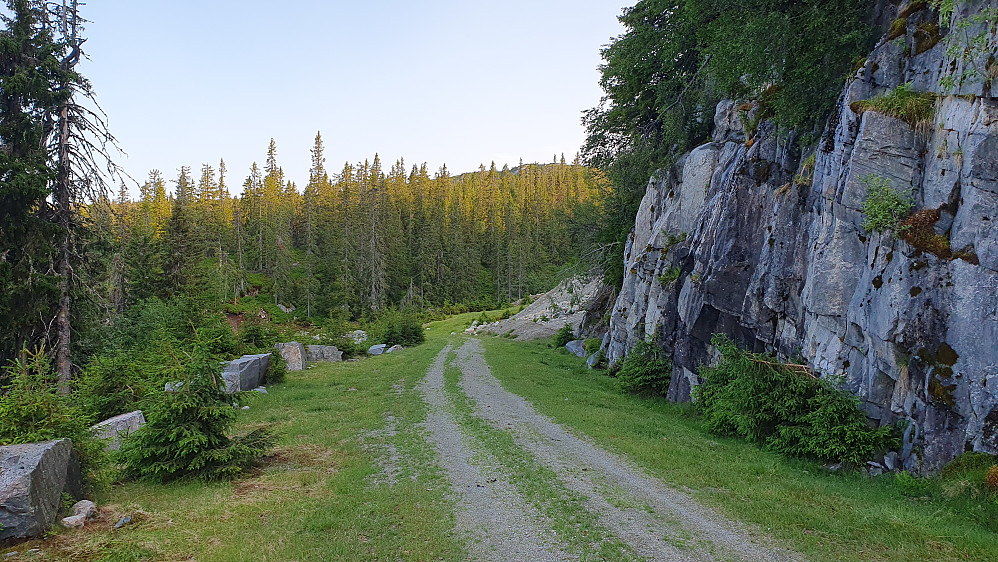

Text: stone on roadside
xmin=91 ymin=411 xmax=145 ymax=451
xmin=275 ymin=342 xmax=307 ymax=371
xmin=60 ymin=500 xmax=97 ymax=529
xmin=306 ymin=345 xmax=343 ymax=363
xmin=368 ymin=344 xmax=387 ymax=356
xmin=565 ymin=340 xmax=587 ymax=358
xmin=0 ymin=439 xmax=81 ymax=541
xmin=221 ymin=355 xmax=264 ymax=393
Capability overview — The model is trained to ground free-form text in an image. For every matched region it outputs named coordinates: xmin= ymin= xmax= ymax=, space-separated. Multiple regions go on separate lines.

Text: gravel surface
xmin=419 ymin=345 xmax=574 ymax=561
xmin=411 ymin=338 xmax=801 ymax=561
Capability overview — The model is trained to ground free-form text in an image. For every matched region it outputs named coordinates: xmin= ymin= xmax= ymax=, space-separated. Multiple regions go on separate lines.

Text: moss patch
xmin=898 ymin=208 xmax=952 ymax=258
xmin=888 ymin=17 xmax=908 ymax=41
xmin=914 ymin=22 xmax=942 ymax=55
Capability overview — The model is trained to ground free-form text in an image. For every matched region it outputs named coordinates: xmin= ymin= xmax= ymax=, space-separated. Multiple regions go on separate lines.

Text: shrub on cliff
xmin=695 ymin=334 xmax=896 ymax=465
xmin=860 ymin=174 xmax=914 ymax=234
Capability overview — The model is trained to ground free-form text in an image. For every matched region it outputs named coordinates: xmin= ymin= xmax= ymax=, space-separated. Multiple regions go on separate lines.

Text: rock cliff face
xmin=602 ymin=1 xmax=998 ymax=474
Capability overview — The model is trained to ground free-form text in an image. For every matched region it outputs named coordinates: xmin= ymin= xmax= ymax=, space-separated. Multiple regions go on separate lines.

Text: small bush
xmin=617 ymin=341 xmax=672 ymax=396
xmin=895 ymin=470 xmax=933 ymax=497
xmin=850 ymin=83 xmax=935 ymax=128
xmin=554 ymin=324 xmax=575 ymax=347
xmin=583 ymin=338 xmax=602 ymax=355
xmin=262 ymin=351 xmax=286 ymax=385
xmin=374 ymin=308 xmax=425 ymax=348
xmin=120 ymin=343 xmax=271 ymax=482
xmin=76 ymin=353 xmax=158 ymax=421
xmin=658 ymin=266 xmax=681 ymax=286
xmin=238 ymin=322 xmax=277 ymax=353
xmin=860 ymin=174 xmax=914 ymax=234
xmin=196 ymin=320 xmax=237 ymax=357
xmin=695 ymin=334 xmax=896 ymax=465
xmin=0 ymin=347 xmax=105 ymax=489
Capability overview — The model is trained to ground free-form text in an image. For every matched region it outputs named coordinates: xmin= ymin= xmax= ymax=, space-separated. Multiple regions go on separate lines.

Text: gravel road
xmin=416 ymin=339 xmax=802 ymax=561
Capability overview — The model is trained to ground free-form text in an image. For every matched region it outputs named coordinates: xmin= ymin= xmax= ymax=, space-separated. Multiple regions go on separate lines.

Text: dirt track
xmin=416 ymin=338 xmax=801 ymax=561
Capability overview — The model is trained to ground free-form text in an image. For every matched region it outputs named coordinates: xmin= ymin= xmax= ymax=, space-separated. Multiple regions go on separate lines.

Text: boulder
xmin=60 ymin=500 xmax=96 ymax=529
xmin=587 ymin=352 xmax=600 ymax=369
xmin=247 ymin=353 xmax=272 ymax=376
xmin=91 ymin=411 xmax=145 ymax=451
xmin=368 ymin=344 xmax=387 ymax=356
xmin=275 ymin=342 xmax=306 ymax=371
xmin=565 ymin=340 xmax=587 ymax=358
xmin=385 ymin=345 xmax=404 ymax=353
xmin=0 ymin=439 xmax=81 ymax=541
xmin=222 ymin=355 xmax=264 ymax=392
xmin=306 ymin=345 xmax=343 ymax=363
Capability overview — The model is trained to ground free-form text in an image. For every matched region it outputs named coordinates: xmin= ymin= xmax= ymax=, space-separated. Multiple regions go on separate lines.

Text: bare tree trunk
xmin=55 ymin=101 xmax=72 ymax=392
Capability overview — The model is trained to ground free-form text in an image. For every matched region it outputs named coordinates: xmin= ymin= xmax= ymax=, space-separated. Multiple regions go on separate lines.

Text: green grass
xmin=479 ymin=336 xmax=998 ymax=562
xmin=14 ymin=312 xmax=998 ymax=561
xmin=849 ymin=83 xmax=935 ymax=129
xmin=9 ymin=315 xmax=481 ymax=561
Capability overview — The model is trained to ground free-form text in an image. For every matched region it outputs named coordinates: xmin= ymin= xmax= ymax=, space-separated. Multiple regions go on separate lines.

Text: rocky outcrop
xmin=306 ymin=345 xmax=343 ymax=363
xmin=471 ymin=276 xmax=602 ymax=339
xmin=91 ymin=410 xmax=146 ymax=451
xmin=275 ymin=342 xmax=306 ymax=371
xmin=603 ymin=1 xmax=998 ymax=473
xmin=0 ymin=439 xmax=81 ymax=541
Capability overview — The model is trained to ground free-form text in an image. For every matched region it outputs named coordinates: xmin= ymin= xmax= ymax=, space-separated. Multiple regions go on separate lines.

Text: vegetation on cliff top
xmin=583 ymin=0 xmax=877 ymax=288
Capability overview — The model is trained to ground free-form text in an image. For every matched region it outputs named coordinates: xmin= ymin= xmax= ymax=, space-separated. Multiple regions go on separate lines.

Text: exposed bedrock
xmin=603 ymin=1 xmax=998 ymax=473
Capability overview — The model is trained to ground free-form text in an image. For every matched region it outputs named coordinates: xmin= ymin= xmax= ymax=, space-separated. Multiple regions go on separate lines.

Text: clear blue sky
xmin=79 ymin=1 xmax=628 ymax=195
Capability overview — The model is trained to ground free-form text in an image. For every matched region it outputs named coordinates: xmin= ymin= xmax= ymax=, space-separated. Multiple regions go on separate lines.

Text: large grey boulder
xmin=275 ymin=342 xmax=306 ymax=371
xmin=306 ymin=345 xmax=343 ymax=363
xmin=565 ymin=340 xmax=587 ymax=358
xmin=368 ymin=344 xmax=387 ymax=356
xmin=222 ymin=355 xmax=264 ymax=392
xmin=385 ymin=344 xmax=404 ymax=354
xmin=91 ymin=410 xmax=145 ymax=451
xmin=247 ymin=353 xmax=271 ymax=377
xmin=0 ymin=439 xmax=81 ymax=541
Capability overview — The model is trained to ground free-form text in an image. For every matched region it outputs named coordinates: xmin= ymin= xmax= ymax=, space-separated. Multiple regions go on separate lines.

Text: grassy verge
xmin=480 ymin=336 xmax=998 ymax=562
xmin=8 ymin=315 xmax=480 ymax=561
